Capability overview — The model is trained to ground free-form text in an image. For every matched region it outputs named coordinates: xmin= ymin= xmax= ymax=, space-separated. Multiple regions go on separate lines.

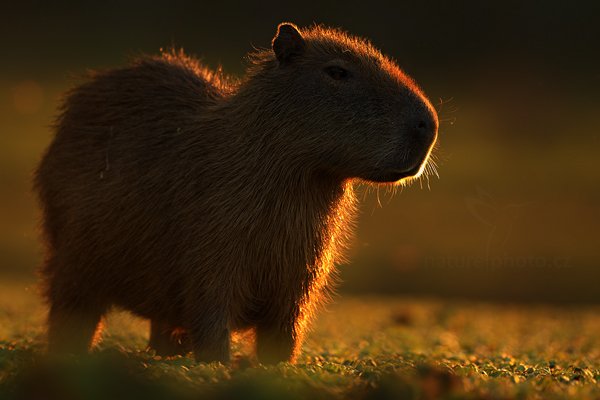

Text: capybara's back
xmin=35 ymin=23 xmax=438 ymax=363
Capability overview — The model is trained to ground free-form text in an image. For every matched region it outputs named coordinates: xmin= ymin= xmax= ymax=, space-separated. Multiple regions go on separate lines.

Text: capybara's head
xmin=247 ymin=23 xmax=438 ymax=183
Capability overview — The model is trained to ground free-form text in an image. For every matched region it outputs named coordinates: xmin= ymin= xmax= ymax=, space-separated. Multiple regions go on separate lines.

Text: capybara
xmin=34 ymin=23 xmax=438 ymax=364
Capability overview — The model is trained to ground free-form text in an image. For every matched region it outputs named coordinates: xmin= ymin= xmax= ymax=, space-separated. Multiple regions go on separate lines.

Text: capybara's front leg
xmin=186 ymin=297 xmax=231 ymax=363
xmin=47 ymin=297 xmax=104 ymax=353
xmin=256 ymin=308 xmax=303 ymax=364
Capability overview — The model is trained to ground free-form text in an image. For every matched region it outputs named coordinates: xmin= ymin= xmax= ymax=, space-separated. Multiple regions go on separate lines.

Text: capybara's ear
xmin=272 ymin=23 xmax=306 ymax=65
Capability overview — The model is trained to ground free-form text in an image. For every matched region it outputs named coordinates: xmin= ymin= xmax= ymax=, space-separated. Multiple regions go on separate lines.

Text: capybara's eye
xmin=324 ymin=66 xmax=350 ymax=81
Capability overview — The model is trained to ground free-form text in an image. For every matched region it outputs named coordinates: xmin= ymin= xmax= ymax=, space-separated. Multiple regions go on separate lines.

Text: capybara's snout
xmin=399 ymin=95 xmax=438 ymax=175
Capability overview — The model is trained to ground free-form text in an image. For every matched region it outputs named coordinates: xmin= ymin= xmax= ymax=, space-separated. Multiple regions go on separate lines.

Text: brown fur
xmin=34 ymin=23 xmax=438 ymax=364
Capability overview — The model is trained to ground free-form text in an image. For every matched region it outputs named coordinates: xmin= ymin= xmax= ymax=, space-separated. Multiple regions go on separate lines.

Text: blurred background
xmin=1 ymin=1 xmax=598 ymax=303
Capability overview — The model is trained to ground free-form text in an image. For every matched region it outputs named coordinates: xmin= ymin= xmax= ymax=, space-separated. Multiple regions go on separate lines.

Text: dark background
xmin=1 ymin=1 xmax=599 ymax=303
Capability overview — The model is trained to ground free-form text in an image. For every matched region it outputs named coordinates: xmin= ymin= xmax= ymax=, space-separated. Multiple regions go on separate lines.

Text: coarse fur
xmin=34 ymin=23 xmax=438 ymax=364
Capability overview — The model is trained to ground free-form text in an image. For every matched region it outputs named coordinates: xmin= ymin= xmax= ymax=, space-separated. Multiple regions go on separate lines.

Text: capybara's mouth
xmin=371 ymin=142 xmax=436 ymax=183
xmin=365 ymin=165 xmax=422 ymax=183
xmin=401 ymin=164 xmax=424 ymax=178
xmin=400 ymin=133 xmax=438 ymax=181
xmin=392 ymin=164 xmax=423 ymax=181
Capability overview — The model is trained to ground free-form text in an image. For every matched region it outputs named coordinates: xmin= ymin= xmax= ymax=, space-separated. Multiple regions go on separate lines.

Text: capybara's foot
xmin=193 ymin=347 xmax=231 ymax=364
xmin=256 ymin=324 xmax=299 ymax=364
xmin=148 ymin=320 xmax=192 ymax=356
xmin=190 ymin=327 xmax=231 ymax=364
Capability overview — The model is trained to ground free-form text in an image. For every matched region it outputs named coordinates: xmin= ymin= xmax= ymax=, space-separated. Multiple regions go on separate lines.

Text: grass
xmin=0 ymin=282 xmax=598 ymax=399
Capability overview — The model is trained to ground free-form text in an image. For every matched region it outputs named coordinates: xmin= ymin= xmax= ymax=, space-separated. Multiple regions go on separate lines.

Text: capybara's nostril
xmin=413 ymin=112 xmax=437 ymax=141
xmin=414 ymin=119 xmax=432 ymax=138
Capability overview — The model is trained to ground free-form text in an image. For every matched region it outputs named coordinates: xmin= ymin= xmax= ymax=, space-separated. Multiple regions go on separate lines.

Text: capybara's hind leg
xmin=46 ymin=284 xmax=105 ymax=353
xmin=148 ymin=320 xmax=192 ymax=356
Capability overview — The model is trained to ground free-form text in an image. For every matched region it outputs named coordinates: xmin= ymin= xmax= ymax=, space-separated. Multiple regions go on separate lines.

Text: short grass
xmin=0 ymin=282 xmax=598 ymax=400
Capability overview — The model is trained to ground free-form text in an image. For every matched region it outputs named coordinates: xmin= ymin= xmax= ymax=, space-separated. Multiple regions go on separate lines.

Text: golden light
xmin=12 ymin=80 xmax=44 ymax=115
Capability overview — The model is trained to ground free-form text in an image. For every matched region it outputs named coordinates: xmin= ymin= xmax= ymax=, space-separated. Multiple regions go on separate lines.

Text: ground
xmin=0 ymin=282 xmax=598 ymax=400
